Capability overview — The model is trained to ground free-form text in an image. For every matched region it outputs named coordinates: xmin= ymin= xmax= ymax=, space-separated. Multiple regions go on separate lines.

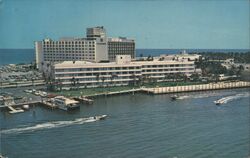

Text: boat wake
xmin=214 ymin=92 xmax=250 ymax=105
xmin=176 ymin=93 xmax=223 ymax=100
xmin=1 ymin=116 xmax=102 ymax=135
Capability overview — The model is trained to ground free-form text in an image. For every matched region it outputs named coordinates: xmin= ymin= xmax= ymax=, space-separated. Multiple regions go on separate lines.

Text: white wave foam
xmin=1 ymin=117 xmax=98 ymax=134
xmin=215 ymin=92 xmax=250 ymax=104
xmin=177 ymin=92 xmax=222 ymax=100
xmin=176 ymin=91 xmax=249 ymax=100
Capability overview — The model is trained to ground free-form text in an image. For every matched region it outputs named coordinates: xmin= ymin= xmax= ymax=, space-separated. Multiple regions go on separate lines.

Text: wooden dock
xmin=84 ymin=88 xmax=141 ymax=98
xmin=0 ymin=100 xmax=58 ymax=111
xmin=0 ymin=101 xmax=40 ymax=109
xmin=74 ymin=96 xmax=94 ymax=104
xmin=7 ymin=105 xmax=24 ymax=114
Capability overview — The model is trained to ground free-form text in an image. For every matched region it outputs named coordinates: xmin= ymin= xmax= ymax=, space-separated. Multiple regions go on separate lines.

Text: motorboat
xmin=0 ymin=154 xmax=8 ymax=158
xmin=53 ymin=96 xmax=80 ymax=111
xmin=171 ymin=95 xmax=179 ymax=100
xmin=214 ymin=99 xmax=226 ymax=105
xmin=94 ymin=115 xmax=107 ymax=120
xmin=214 ymin=100 xmax=222 ymax=105
xmin=22 ymin=104 xmax=29 ymax=110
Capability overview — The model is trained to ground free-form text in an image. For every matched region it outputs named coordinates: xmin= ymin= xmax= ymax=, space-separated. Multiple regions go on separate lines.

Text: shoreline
xmin=78 ymin=81 xmax=250 ymax=98
xmin=141 ymin=81 xmax=250 ymax=95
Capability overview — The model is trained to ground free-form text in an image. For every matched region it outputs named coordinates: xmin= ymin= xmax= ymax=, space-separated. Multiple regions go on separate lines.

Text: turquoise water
xmin=0 ymin=49 xmax=249 ymax=66
xmin=0 ymin=49 xmax=35 ymax=66
xmin=1 ymin=88 xmax=249 ymax=158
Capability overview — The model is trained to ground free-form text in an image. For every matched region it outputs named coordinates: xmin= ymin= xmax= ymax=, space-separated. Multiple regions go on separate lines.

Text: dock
xmin=105 ymin=88 xmax=141 ymax=96
xmin=0 ymin=101 xmax=40 ymax=109
xmin=84 ymin=88 xmax=141 ymax=98
xmin=7 ymin=105 xmax=24 ymax=114
xmin=74 ymin=96 xmax=94 ymax=104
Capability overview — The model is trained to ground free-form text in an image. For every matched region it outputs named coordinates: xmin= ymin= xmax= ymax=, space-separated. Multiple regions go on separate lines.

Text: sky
xmin=0 ymin=0 xmax=249 ymax=49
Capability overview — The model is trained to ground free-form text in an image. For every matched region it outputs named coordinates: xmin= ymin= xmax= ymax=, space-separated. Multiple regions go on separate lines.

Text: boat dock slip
xmin=7 ymin=105 xmax=24 ymax=114
xmin=0 ymin=101 xmax=40 ymax=109
xmin=74 ymin=97 xmax=94 ymax=104
xmin=141 ymin=81 xmax=250 ymax=94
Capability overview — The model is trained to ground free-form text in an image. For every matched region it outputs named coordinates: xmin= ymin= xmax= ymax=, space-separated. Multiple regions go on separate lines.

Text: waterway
xmin=1 ymin=48 xmax=249 ymax=66
xmin=0 ymin=88 xmax=249 ymax=158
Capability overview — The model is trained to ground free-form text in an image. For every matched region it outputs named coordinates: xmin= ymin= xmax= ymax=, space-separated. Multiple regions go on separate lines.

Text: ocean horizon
xmin=0 ymin=48 xmax=249 ymax=66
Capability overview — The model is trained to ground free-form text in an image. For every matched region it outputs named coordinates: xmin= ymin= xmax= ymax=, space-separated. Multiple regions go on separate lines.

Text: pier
xmin=74 ymin=96 xmax=94 ymax=104
xmin=141 ymin=81 xmax=250 ymax=94
xmin=7 ymin=105 xmax=24 ymax=114
xmin=84 ymin=88 xmax=141 ymax=98
xmin=0 ymin=101 xmax=40 ymax=109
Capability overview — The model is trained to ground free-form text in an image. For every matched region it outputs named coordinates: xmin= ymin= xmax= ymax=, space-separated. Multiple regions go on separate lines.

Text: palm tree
xmin=57 ymin=78 xmax=63 ymax=91
xmin=110 ymin=73 xmax=118 ymax=87
xmin=236 ymin=65 xmax=244 ymax=78
xmin=101 ymin=76 xmax=105 ymax=88
xmin=31 ymin=77 xmax=35 ymax=89
xmin=131 ymin=73 xmax=137 ymax=86
xmin=76 ymin=78 xmax=80 ymax=89
xmin=71 ymin=77 xmax=76 ymax=89
xmin=190 ymin=73 xmax=200 ymax=82
xmin=95 ymin=74 xmax=100 ymax=87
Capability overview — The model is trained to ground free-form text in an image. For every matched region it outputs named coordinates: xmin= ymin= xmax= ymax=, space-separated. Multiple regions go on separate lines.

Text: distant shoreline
xmin=0 ymin=48 xmax=249 ymax=66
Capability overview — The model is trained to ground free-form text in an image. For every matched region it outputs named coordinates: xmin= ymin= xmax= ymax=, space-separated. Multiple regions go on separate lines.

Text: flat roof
xmin=54 ymin=60 xmax=194 ymax=69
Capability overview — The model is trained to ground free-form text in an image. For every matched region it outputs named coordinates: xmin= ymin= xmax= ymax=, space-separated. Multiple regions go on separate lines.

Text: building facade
xmin=35 ymin=26 xmax=135 ymax=70
xmin=53 ymin=55 xmax=197 ymax=89
xmin=108 ymin=37 xmax=135 ymax=61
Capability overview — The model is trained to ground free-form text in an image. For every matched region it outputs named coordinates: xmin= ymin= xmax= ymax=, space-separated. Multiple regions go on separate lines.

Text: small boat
xmin=214 ymin=96 xmax=231 ymax=105
xmin=22 ymin=104 xmax=29 ymax=110
xmin=94 ymin=115 xmax=107 ymax=120
xmin=0 ymin=154 xmax=8 ymax=158
xmin=214 ymin=99 xmax=225 ymax=105
xmin=34 ymin=91 xmax=40 ymax=96
xmin=171 ymin=95 xmax=179 ymax=100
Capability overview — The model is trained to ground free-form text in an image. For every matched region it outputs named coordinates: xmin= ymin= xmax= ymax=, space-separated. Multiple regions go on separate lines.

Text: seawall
xmin=141 ymin=81 xmax=250 ymax=94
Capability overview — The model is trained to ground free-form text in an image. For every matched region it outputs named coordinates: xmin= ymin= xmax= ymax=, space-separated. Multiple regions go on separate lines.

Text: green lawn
xmin=53 ymin=86 xmax=138 ymax=97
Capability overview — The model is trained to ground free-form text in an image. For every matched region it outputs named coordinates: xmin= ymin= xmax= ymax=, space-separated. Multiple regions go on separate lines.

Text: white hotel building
xmin=35 ymin=26 xmax=135 ymax=70
xmin=53 ymin=55 xmax=198 ymax=89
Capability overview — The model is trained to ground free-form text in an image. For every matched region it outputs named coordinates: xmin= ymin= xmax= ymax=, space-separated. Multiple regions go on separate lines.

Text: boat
xmin=0 ymin=154 xmax=8 ymax=158
xmin=214 ymin=100 xmax=222 ymax=105
xmin=22 ymin=104 xmax=29 ymax=110
xmin=214 ymin=97 xmax=228 ymax=105
xmin=171 ymin=95 xmax=179 ymax=100
xmin=53 ymin=96 xmax=80 ymax=111
xmin=24 ymin=89 xmax=32 ymax=93
xmin=94 ymin=115 xmax=107 ymax=120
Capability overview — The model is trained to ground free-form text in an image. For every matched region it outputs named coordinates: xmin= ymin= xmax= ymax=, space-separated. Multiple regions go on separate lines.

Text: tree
xmin=101 ymin=76 xmax=105 ymax=88
xmin=110 ymin=73 xmax=118 ymax=87
xmin=95 ymin=74 xmax=100 ymax=87
xmin=190 ymin=73 xmax=200 ymax=82
xmin=71 ymin=77 xmax=76 ymax=89
xmin=131 ymin=73 xmax=137 ymax=86
xmin=236 ymin=65 xmax=244 ymax=78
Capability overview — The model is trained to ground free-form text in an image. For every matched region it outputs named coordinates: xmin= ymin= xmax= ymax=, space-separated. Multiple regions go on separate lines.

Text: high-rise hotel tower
xmin=35 ymin=26 xmax=135 ymax=70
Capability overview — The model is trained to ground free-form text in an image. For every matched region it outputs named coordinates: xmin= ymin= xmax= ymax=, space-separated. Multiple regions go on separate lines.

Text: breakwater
xmin=141 ymin=81 xmax=250 ymax=94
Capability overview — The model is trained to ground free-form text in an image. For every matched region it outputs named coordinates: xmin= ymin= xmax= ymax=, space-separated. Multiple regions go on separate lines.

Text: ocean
xmin=1 ymin=88 xmax=249 ymax=158
xmin=0 ymin=49 xmax=249 ymax=66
